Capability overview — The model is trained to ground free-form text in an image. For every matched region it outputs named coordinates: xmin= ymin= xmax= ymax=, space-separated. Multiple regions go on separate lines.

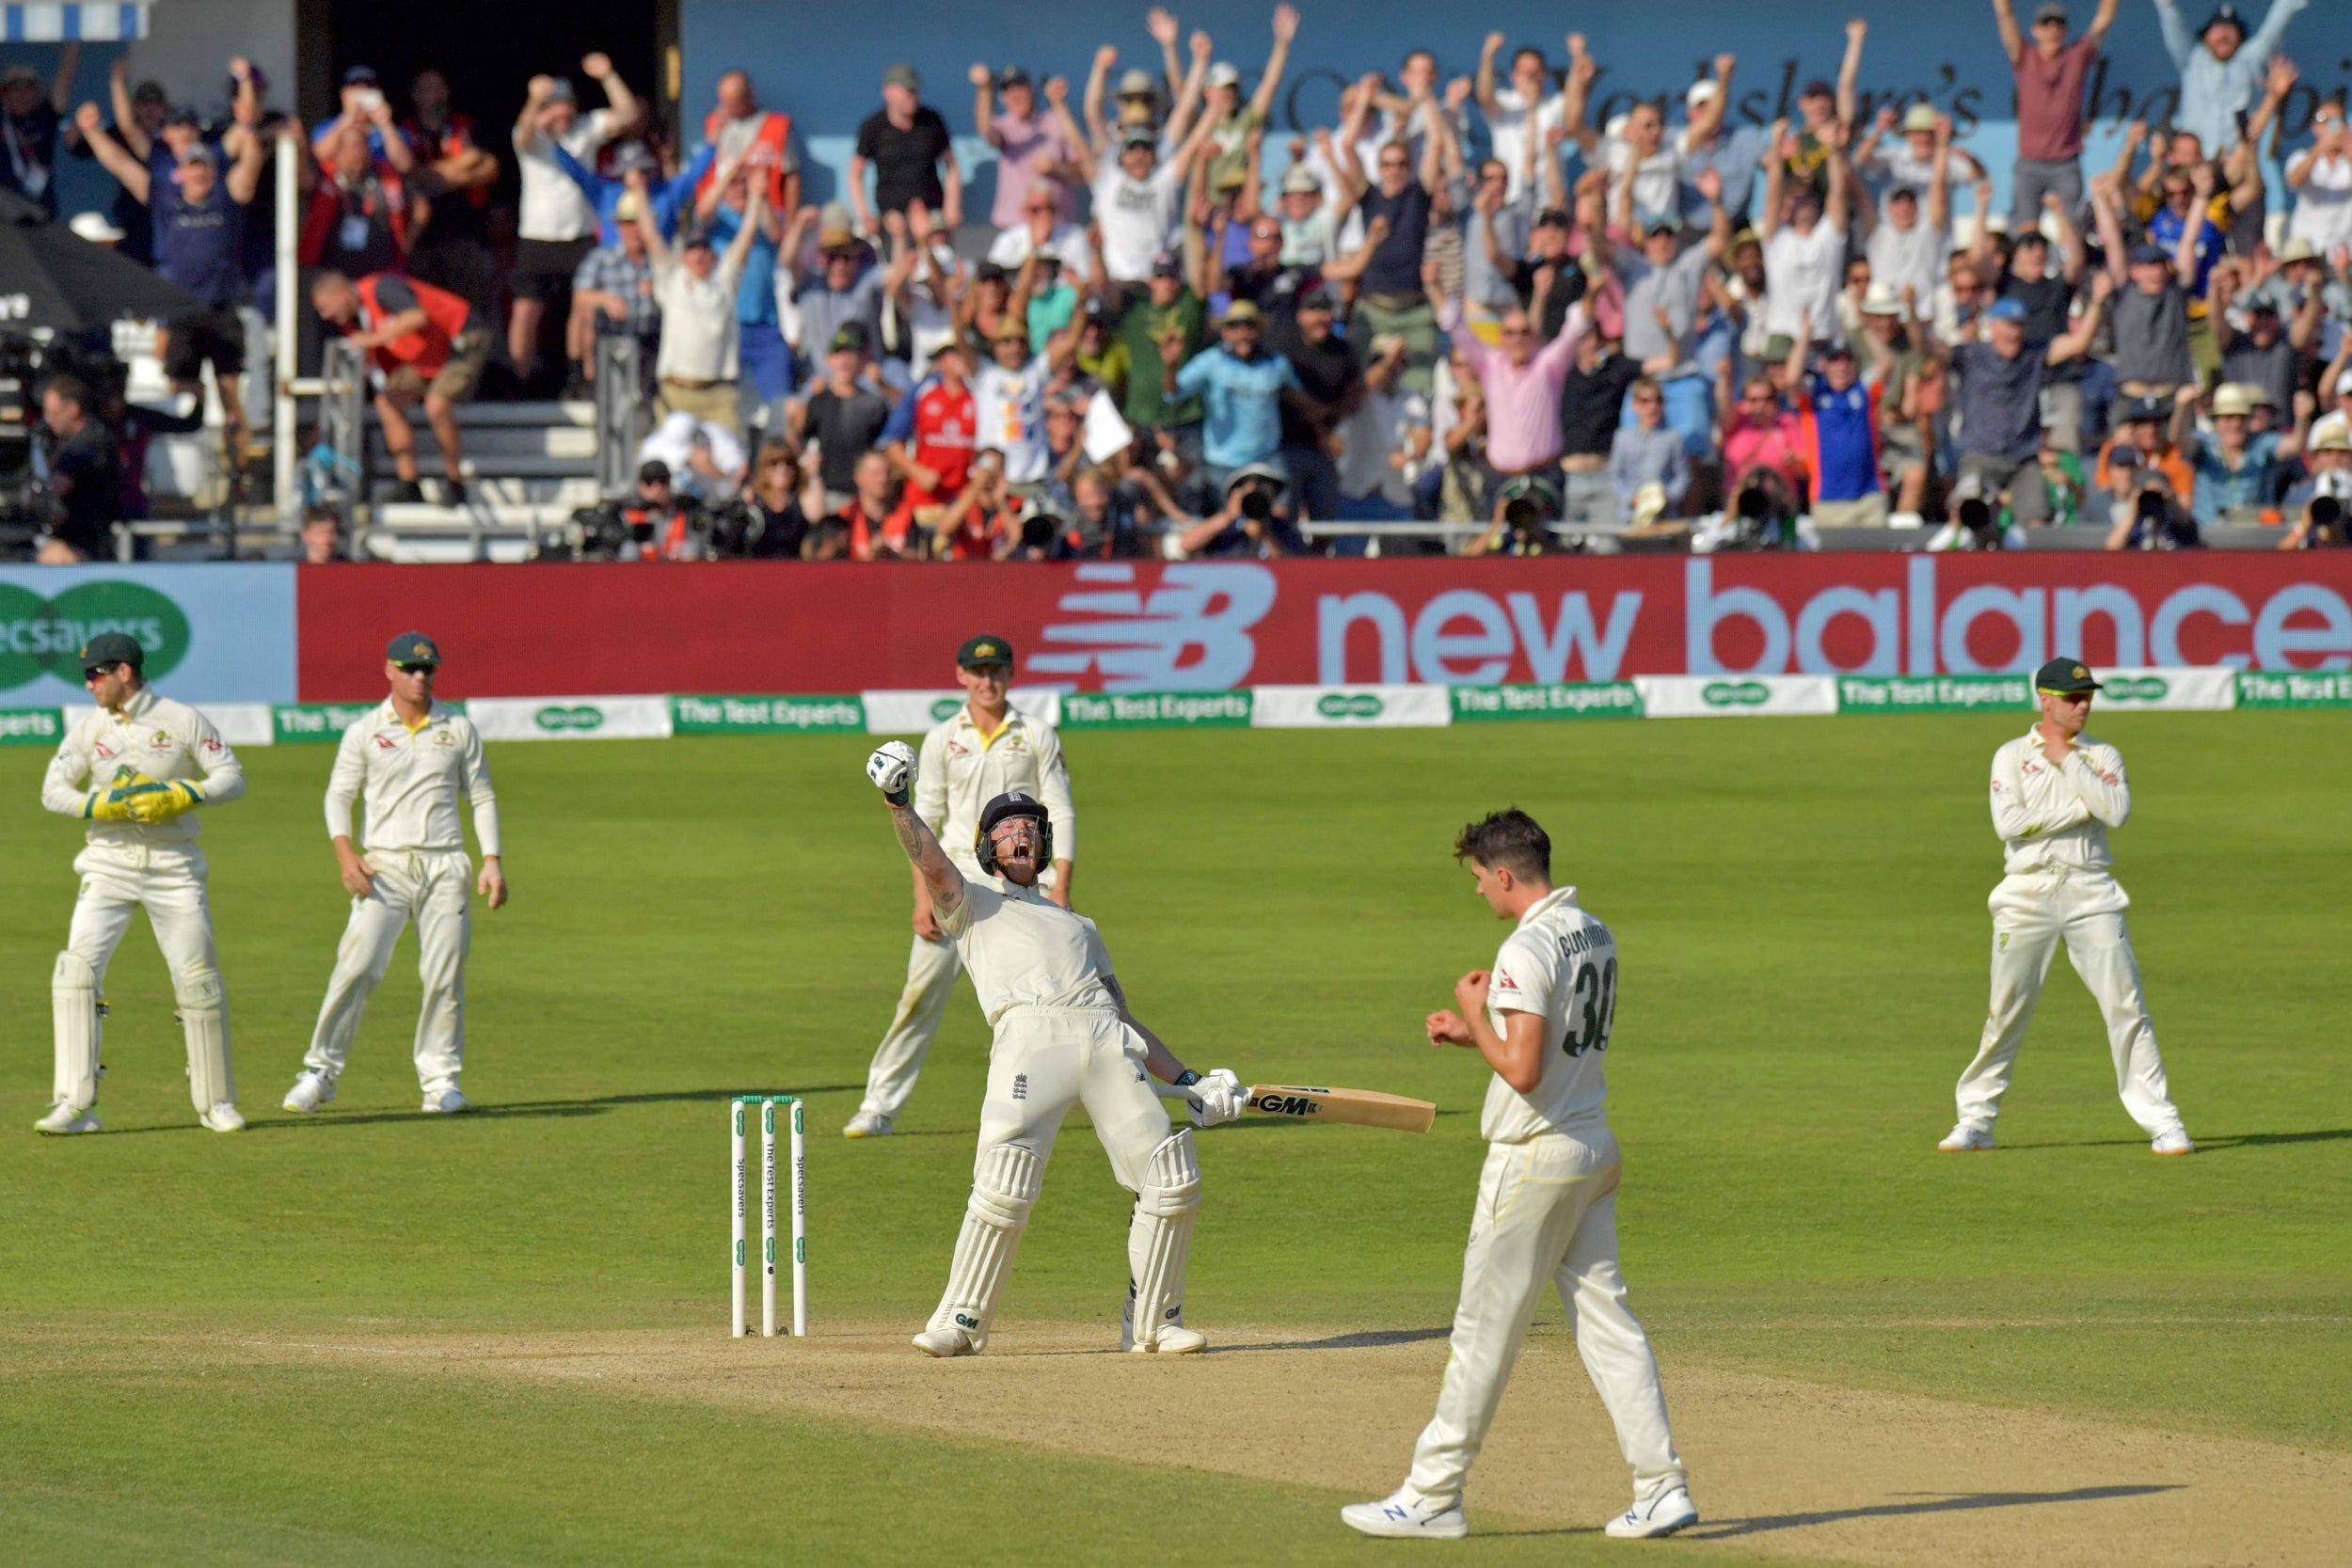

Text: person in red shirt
xmin=311 ymin=269 xmax=491 ymax=507
xmin=1993 ymin=0 xmax=2119 ymax=230
xmin=884 ymin=341 xmax=978 ymax=511
xmin=1718 ymin=368 xmax=1807 ymax=499
xmin=930 ymin=447 xmax=1024 ymax=560
xmin=834 ymin=449 xmax=918 ymax=560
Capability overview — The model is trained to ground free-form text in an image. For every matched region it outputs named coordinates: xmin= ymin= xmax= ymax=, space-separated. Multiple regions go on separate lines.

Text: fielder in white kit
xmin=283 ymin=633 xmax=507 ymax=1117
xmin=1345 ymin=809 xmax=1696 ymax=1542
xmin=863 ymin=739 xmax=1244 ymax=1356
xmin=1939 ymin=657 xmax=2192 ymax=1156
xmin=37 ymin=631 xmax=248 ymax=1134
xmin=845 ymin=633 xmax=1076 ymax=1138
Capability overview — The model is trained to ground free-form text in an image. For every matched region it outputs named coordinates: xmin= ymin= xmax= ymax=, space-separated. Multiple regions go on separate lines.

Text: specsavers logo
xmin=0 ymin=581 xmax=193 ymax=690
xmin=1702 ymin=680 xmax=1770 ymax=707
xmin=1316 ymin=691 xmax=1385 ymax=720
xmin=533 ymin=705 xmax=606 ymax=733
xmin=930 ymin=697 xmax=962 ymax=721
xmin=2100 ymin=676 xmax=2169 ymax=701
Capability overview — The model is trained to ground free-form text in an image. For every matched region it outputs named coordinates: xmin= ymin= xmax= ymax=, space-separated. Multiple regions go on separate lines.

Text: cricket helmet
xmin=975 ymin=790 xmax=1053 ymax=875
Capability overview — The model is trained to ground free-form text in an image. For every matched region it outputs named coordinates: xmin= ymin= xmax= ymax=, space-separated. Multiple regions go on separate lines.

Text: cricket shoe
xmin=281 ymin=1071 xmax=336 ymax=1114
xmin=33 ymin=1101 xmax=101 ymax=1135
xmin=2152 ymin=1127 xmax=2196 ymax=1156
xmin=1340 ymin=1488 xmax=1469 ymax=1540
xmin=1605 ymin=1486 xmax=1699 ymax=1539
xmin=911 ymin=1323 xmax=984 ymax=1357
xmin=199 ymin=1101 xmax=246 ymax=1132
xmin=421 ymin=1087 xmax=473 ymax=1115
xmin=842 ymin=1109 xmax=893 ymax=1138
xmin=1131 ymin=1324 xmax=1208 ymax=1354
xmin=1937 ymin=1123 xmax=1996 ymax=1152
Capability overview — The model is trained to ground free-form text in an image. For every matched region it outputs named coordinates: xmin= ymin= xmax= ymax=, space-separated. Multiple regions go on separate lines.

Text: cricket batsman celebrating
xmin=846 ymin=634 xmax=1075 ymax=1138
xmin=1939 ymin=658 xmax=2192 ymax=1156
xmin=864 ymin=739 xmax=1243 ymax=1356
xmin=36 ymin=632 xmax=247 ymax=1134
xmin=1345 ymin=810 xmax=1695 ymax=1542
xmin=283 ymin=634 xmax=506 ymax=1117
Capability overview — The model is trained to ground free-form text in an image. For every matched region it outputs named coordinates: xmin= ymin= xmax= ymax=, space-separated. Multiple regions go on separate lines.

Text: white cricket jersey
xmin=1481 ymin=886 xmax=1617 ymax=1142
xmin=934 ymin=878 xmax=1120 ymax=1025
xmin=1989 ymin=727 xmax=2129 ymax=877
xmin=40 ymin=687 xmax=246 ymax=850
xmin=326 ymin=700 xmax=501 ymax=856
xmin=915 ymin=705 xmax=1075 ymax=874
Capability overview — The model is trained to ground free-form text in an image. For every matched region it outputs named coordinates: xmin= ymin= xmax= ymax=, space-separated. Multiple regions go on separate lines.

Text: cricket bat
xmin=1154 ymin=1081 xmax=1437 ymax=1133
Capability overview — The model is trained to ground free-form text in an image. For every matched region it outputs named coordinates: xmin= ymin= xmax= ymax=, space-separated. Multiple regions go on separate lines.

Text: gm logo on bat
xmin=1248 ymin=1088 xmax=1333 ymax=1117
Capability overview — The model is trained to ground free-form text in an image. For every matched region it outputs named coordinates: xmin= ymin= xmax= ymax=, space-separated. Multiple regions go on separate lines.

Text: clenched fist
xmin=866 ymin=741 xmax=916 ymax=805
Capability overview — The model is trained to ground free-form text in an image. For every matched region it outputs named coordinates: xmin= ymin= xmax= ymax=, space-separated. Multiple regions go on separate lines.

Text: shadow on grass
xmin=139 ymin=1085 xmax=871 ymax=1136
xmin=1214 ymin=1326 xmax=1454 ymax=1354
xmin=1998 ymin=1129 xmax=2352 ymax=1153
xmin=1694 ymin=1483 xmax=2183 ymax=1538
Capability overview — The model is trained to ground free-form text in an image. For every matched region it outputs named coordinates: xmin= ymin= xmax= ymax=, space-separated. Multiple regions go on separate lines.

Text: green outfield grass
xmin=4 ymin=712 xmax=2347 ymax=1564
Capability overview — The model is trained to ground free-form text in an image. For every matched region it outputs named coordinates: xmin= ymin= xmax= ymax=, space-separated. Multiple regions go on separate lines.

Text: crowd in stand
xmin=8 ymin=0 xmax=2352 ymax=563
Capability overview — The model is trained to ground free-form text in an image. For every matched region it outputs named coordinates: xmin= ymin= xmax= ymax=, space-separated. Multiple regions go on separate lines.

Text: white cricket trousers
xmin=67 ymin=847 xmax=220 ymax=991
xmin=862 ymin=930 xmax=962 ymax=1119
xmin=303 ymin=848 xmax=472 ymax=1092
xmin=976 ymin=1006 xmax=1173 ymax=1186
xmin=1955 ymin=868 xmax=2183 ymax=1137
xmin=1406 ymin=1127 xmax=1686 ymax=1507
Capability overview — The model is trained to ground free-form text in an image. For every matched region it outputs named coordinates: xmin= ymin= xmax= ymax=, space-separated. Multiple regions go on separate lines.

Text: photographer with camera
xmin=618 ymin=459 xmax=705 ymax=561
xmin=2279 ymin=423 xmax=2351 ymax=546
xmin=2102 ymin=457 xmax=2201 ymax=550
xmin=1464 ymin=474 xmax=1565 ymax=557
xmin=32 ymin=376 xmax=121 ymax=563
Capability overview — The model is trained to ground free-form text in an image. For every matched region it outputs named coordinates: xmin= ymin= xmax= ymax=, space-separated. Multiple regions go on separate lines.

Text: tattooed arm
xmin=889 ymin=800 xmax=966 ymax=918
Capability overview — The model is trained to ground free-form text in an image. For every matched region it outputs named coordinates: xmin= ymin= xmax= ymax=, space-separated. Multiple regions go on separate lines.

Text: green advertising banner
xmin=1836 ymin=675 xmax=2033 ymax=714
xmin=671 ymin=694 xmax=867 ymax=735
xmin=2234 ymin=672 xmax=2352 ymax=709
xmin=1450 ymin=683 xmax=1643 ymax=722
xmin=0 ymin=706 xmax=64 ymax=747
xmin=1057 ymin=690 xmax=1254 ymax=730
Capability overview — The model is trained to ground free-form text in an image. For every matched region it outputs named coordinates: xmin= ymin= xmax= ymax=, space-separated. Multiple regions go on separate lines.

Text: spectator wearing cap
xmin=2090 ymin=186 xmax=2201 ymax=399
xmin=2184 ymin=380 xmax=2295 ymax=525
xmin=1860 ymin=118 xmax=1953 ymax=321
xmin=2278 ymin=419 xmax=2351 ymax=531
xmin=796 ymin=325 xmax=894 ymax=512
xmin=636 ymin=169 xmax=764 ymax=436
xmin=794 ymin=211 xmax=896 ymax=391
xmin=1066 ymin=103 xmax=1216 ymax=289
xmin=699 ymin=70 xmax=800 ymax=216
xmin=692 ymin=148 xmax=796 ymax=435
xmin=1759 ymin=119 xmax=1851 ymax=350
xmin=974 ymin=308 xmax=1065 ymax=490
xmin=312 ymin=64 xmax=416 ymax=175
xmin=1273 ymin=162 xmax=1340 ymax=268
xmin=973 ymin=61 xmax=1082 ymax=230
xmin=1273 ymin=284 xmax=1358 ymax=520
xmin=1059 ymin=294 xmax=1132 ymax=405
xmin=1199 ymin=5 xmax=1299 ymax=195
xmin=620 ymin=458 xmax=704 ymax=561
xmin=2157 ymin=0 xmax=2309 ymax=157
xmin=511 ymin=57 xmax=635 ymax=386
xmin=882 ymin=339 xmax=979 ymax=516
xmin=1117 ymin=250 xmax=1208 ymax=454
xmin=1676 ymin=58 xmax=1766 ymax=230
xmin=1166 ymin=297 xmax=1300 ymax=504
xmin=1609 ymin=377 xmax=1690 ymax=519
xmin=1993 ymin=0 xmax=2117 ymax=230
xmin=638 ymin=406 xmax=748 ymax=504
xmin=300 ymin=122 xmax=423 ymax=281
xmin=2096 ymin=394 xmax=2198 ymax=500
xmin=2284 ymin=104 xmax=2351 ymax=252
xmin=553 ymin=135 xmax=711 ymax=250
xmin=2216 ymin=272 xmax=2317 ymax=418
xmin=63 ymin=69 xmax=169 ymax=261
xmin=1152 ymin=461 xmax=1295 ymax=559
xmin=850 ymin=64 xmax=960 ymax=237
xmin=1933 ymin=289 xmax=2108 ymax=523
xmin=1600 ymin=168 xmax=1730 ymax=386
xmin=75 ymin=98 xmax=267 ymax=483
xmin=1327 ymin=90 xmax=1458 ymax=391
xmin=1855 ymin=103 xmax=1982 ymax=201
xmin=1 ymin=44 xmax=75 ymax=217
xmin=1473 ymin=35 xmax=1564 ymax=208
xmin=312 ymin=268 xmax=490 ymax=507
xmin=1797 ymin=341 xmax=1889 ymax=525
xmin=570 ymin=189 xmax=662 ymax=396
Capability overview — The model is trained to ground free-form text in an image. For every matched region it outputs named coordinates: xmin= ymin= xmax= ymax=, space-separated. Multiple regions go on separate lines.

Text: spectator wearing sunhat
xmin=1197 ymin=5 xmax=1298 ymax=195
xmin=2184 ymin=380 xmax=2294 ymax=526
xmin=1992 ymin=0 xmax=2118 ymax=230
xmin=850 ymin=64 xmax=960 ymax=238
xmin=2283 ymin=107 xmax=2352 ymax=252
xmin=1273 ymin=162 xmax=1341 ymax=269
xmin=972 ymin=61 xmax=1080 ymax=229
xmin=1166 ymin=297 xmax=1300 ymax=505
xmin=2156 ymin=0 xmax=2310 ymax=157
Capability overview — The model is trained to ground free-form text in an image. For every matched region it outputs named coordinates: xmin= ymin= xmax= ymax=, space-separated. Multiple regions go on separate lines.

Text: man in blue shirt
xmin=1804 ymin=342 xmax=1886 ymax=526
xmin=2184 ymin=381 xmax=2288 ymax=526
xmin=552 ymin=138 xmax=712 ymax=248
xmin=1164 ymin=299 xmax=1302 ymax=506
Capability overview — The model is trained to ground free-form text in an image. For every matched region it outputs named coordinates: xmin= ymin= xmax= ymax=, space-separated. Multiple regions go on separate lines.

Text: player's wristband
xmin=1171 ymin=1069 xmax=1201 ymax=1088
xmin=883 ymin=784 xmax=911 ymax=808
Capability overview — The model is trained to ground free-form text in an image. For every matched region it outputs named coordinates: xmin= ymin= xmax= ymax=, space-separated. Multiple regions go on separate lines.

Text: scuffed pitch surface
xmin=225 ymin=1321 xmax=2351 ymax=1568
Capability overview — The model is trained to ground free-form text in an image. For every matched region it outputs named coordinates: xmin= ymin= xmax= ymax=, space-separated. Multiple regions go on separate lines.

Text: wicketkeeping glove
xmin=1186 ymin=1068 xmax=1247 ymax=1129
xmin=127 ymin=780 xmax=203 ymax=824
xmin=866 ymin=741 xmax=916 ymax=806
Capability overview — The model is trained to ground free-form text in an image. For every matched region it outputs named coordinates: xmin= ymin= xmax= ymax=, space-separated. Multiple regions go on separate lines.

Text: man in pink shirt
xmin=972 ymin=62 xmax=1080 ymax=229
xmin=1994 ymin=0 xmax=2119 ymax=230
xmin=1435 ymin=273 xmax=1588 ymax=483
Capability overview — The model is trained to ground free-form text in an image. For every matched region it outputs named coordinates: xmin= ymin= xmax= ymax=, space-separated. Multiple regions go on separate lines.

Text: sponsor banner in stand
xmin=4 ymin=564 xmax=295 ymax=705
xmin=0 ymin=706 xmax=64 ymax=747
xmin=2086 ymin=667 xmax=2235 ymax=712
xmin=860 ymin=689 xmax=1063 ymax=735
xmin=297 ymin=558 xmax=2352 ymax=696
xmin=467 ymin=696 xmax=675 ymax=742
xmin=1251 ymin=685 xmax=1453 ymax=729
xmin=1059 ymin=690 xmax=1254 ymax=729
xmin=2235 ymin=671 xmax=2352 ymax=708
xmin=1451 ymin=682 xmax=1643 ymax=722
xmin=672 ymin=694 xmax=867 ymax=735
xmin=1637 ymin=674 xmax=1840 ymax=719
xmin=270 ymin=701 xmax=436 ymax=744
xmin=1836 ymin=674 xmax=2034 ymax=714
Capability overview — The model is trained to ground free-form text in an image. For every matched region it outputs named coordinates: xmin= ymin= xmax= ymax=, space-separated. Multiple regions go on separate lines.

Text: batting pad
xmin=175 ymin=965 xmax=234 ymax=1112
xmin=929 ymin=1143 xmax=1042 ymax=1347
xmin=51 ymin=951 xmax=101 ymax=1111
xmin=1126 ymin=1130 xmax=1200 ymax=1352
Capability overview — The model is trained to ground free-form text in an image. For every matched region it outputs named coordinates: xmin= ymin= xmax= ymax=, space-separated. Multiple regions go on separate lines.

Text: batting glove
xmin=866 ymin=741 xmax=916 ymax=806
xmin=1187 ymin=1068 xmax=1247 ymax=1129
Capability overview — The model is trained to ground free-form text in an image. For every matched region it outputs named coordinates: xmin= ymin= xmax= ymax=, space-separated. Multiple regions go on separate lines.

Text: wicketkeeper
xmin=36 ymin=632 xmax=248 ymax=1134
xmin=864 ymin=739 xmax=1243 ymax=1356
xmin=1939 ymin=658 xmax=2192 ymax=1155
xmin=284 ymin=633 xmax=506 ymax=1117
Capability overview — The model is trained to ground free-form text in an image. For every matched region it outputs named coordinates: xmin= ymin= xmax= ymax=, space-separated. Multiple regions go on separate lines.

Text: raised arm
xmin=47 ymin=40 xmax=78 ymax=115
xmin=586 ymin=53 xmax=636 ymax=132
xmin=1836 ymin=18 xmax=1867 ymax=132
xmin=73 ymin=104 xmax=148 ymax=203
xmin=2085 ymin=0 xmax=2121 ymax=46
xmin=1049 ymin=72 xmax=1096 ymax=186
xmin=1691 ymin=54 xmax=1735 ymax=145
xmin=2048 ymin=270 xmax=2114 ymax=360
xmin=2241 ymin=0 xmax=2310 ymax=68
xmin=2153 ymin=0 xmax=2195 ymax=69
xmin=1928 ymin=115 xmax=1955 ymax=232
xmin=632 ymin=172 xmax=674 ymax=270
xmin=1993 ymin=0 xmax=2026 ymax=62
xmin=970 ymin=62 xmax=997 ymax=146
xmin=1758 ymin=119 xmax=1788 ymax=239
xmin=1166 ymin=29 xmax=1213 ymax=143
xmin=868 ymin=743 xmax=967 ymax=916
xmin=107 ymin=58 xmax=149 ymax=160
xmin=2090 ymin=172 xmax=2129 ymax=285
xmin=1250 ymin=5 xmax=1298 ymax=125
xmin=1560 ymin=35 xmax=1599 ymax=156
xmin=1082 ymin=43 xmax=1115 ymax=153
xmin=225 ymin=107 xmax=268 ymax=205
xmin=1475 ymin=31 xmax=1505 ymax=118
